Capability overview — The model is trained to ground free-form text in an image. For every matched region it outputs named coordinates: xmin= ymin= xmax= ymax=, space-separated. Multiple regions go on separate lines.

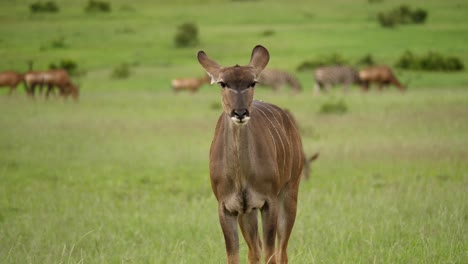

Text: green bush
xmin=85 ymin=0 xmax=111 ymax=13
xmin=395 ymin=51 xmax=418 ymax=70
xmin=377 ymin=12 xmax=397 ymax=28
xmin=49 ymin=59 xmax=86 ymax=77
xmin=40 ymin=36 xmax=67 ymax=50
xmin=30 ymin=1 xmax=59 ymax=13
xmin=50 ymin=37 xmax=67 ymax=48
xmin=174 ymin=22 xmax=199 ymax=48
xmin=261 ymin=29 xmax=275 ymax=37
xmin=297 ymin=53 xmax=348 ymax=72
xmin=111 ymin=63 xmax=131 ymax=79
xmin=395 ymin=51 xmax=464 ymax=72
xmin=357 ymin=54 xmax=376 ymax=67
xmin=411 ymin=8 xmax=428 ymax=24
xmin=377 ymin=5 xmax=428 ymax=27
xmin=319 ymin=99 xmax=348 ymax=115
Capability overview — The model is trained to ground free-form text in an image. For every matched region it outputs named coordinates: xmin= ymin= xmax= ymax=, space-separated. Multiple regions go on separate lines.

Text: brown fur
xmin=171 ymin=74 xmax=210 ymax=93
xmin=0 ymin=71 xmax=24 ymax=95
xmin=24 ymin=70 xmax=47 ymax=96
xmin=25 ymin=70 xmax=79 ymax=100
xmin=258 ymin=68 xmax=302 ymax=93
xmin=42 ymin=69 xmax=79 ymax=100
xmin=359 ymin=65 xmax=405 ymax=91
xmin=284 ymin=109 xmax=319 ymax=180
xmin=198 ymin=45 xmax=304 ymax=264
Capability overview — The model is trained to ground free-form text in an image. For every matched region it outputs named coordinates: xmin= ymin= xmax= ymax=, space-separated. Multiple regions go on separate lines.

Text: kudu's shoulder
xmin=251 ymin=100 xmax=298 ymax=131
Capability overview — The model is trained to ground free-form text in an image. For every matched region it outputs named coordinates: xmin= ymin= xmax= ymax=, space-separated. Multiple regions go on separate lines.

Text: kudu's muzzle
xmin=230 ymin=108 xmax=250 ymax=125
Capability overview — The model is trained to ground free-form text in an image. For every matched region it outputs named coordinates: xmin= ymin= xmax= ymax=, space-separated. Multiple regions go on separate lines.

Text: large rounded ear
xmin=197 ymin=51 xmax=221 ymax=84
xmin=249 ymin=45 xmax=269 ymax=76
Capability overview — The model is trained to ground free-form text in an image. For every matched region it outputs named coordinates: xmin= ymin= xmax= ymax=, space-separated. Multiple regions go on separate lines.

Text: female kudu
xmin=198 ymin=45 xmax=304 ymax=264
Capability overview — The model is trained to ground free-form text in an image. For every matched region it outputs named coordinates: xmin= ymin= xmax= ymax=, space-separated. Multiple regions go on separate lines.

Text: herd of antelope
xmin=0 ymin=69 xmax=79 ymax=100
xmin=173 ymin=62 xmax=405 ymax=94
xmin=1 ymin=47 xmax=402 ymax=264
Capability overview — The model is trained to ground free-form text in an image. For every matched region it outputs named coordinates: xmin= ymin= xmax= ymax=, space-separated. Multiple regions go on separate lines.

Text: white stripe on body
xmin=254 ymin=103 xmax=287 ymax=179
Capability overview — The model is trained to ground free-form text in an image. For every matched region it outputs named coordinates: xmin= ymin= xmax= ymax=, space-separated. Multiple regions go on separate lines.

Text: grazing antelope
xmin=359 ymin=65 xmax=406 ymax=92
xmin=42 ymin=69 xmax=79 ymax=100
xmin=171 ymin=74 xmax=210 ymax=93
xmin=198 ymin=45 xmax=304 ymax=264
xmin=0 ymin=71 xmax=24 ymax=95
xmin=313 ymin=65 xmax=360 ymax=94
xmin=258 ymin=69 xmax=302 ymax=93
xmin=24 ymin=70 xmax=47 ymax=96
xmin=25 ymin=70 xmax=78 ymax=100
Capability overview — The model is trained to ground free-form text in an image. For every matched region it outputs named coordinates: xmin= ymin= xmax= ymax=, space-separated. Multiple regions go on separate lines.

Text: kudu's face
xmin=198 ymin=45 xmax=270 ymax=125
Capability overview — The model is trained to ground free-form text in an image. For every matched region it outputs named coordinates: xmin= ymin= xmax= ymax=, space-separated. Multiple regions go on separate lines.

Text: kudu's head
xmin=197 ymin=45 xmax=269 ymax=125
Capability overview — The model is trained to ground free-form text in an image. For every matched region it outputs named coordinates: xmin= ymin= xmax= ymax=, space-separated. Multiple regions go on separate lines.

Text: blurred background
xmin=0 ymin=0 xmax=467 ymax=263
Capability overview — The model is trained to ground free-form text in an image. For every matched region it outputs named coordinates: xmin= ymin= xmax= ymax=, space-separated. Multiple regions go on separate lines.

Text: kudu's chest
xmin=209 ymin=114 xmax=292 ymax=215
xmin=210 ymin=134 xmax=276 ymax=214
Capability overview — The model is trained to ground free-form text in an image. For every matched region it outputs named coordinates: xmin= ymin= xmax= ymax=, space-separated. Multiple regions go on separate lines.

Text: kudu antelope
xmin=283 ymin=109 xmax=319 ymax=180
xmin=0 ymin=71 xmax=25 ymax=95
xmin=198 ymin=45 xmax=304 ymax=264
xmin=171 ymin=74 xmax=210 ymax=93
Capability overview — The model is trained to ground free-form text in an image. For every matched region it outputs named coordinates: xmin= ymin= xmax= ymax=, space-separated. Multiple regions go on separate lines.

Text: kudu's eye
xmin=250 ymin=82 xmax=257 ymax=88
xmin=218 ymin=82 xmax=227 ymax=88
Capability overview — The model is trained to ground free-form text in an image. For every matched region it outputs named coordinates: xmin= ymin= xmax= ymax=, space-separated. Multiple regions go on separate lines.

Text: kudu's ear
xmin=249 ymin=45 xmax=269 ymax=76
xmin=309 ymin=152 xmax=319 ymax=162
xmin=197 ymin=51 xmax=221 ymax=84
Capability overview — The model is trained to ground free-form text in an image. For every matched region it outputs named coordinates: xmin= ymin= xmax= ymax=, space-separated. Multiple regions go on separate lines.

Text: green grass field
xmin=1 ymin=0 xmax=467 ymax=263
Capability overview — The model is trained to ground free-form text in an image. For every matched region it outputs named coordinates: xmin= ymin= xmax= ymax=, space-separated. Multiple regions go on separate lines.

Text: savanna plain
xmin=0 ymin=0 xmax=467 ymax=263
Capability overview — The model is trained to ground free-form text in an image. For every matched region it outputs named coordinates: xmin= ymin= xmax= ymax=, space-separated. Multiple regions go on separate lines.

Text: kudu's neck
xmin=221 ymin=113 xmax=251 ymax=158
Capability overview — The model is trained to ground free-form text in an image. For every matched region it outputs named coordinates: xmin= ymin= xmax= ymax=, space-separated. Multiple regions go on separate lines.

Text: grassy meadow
xmin=1 ymin=0 xmax=467 ymax=263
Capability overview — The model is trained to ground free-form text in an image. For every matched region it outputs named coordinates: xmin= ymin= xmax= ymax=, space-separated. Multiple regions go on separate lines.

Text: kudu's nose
xmin=232 ymin=109 xmax=249 ymax=121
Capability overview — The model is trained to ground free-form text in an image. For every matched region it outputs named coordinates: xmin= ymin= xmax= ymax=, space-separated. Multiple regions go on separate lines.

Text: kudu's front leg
xmin=218 ymin=203 xmax=240 ymax=264
xmin=276 ymin=186 xmax=300 ymax=264
xmin=239 ymin=209 xmax=262 ymax=264
xmin=261 ymin=200 xmax=278 ymax=264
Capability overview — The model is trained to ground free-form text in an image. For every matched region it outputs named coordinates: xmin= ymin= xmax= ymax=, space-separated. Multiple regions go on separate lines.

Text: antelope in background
xmin=43 ymin=69 xmax=79 ymax=100
xmin=171 ymin=74 xmax=210 ymax=93
xmin=198 ymin=45 xmax=304 ymax=264
xmin=0 ymin=71 xmax=24 ymax=95
xmin=24 ymin=70 xmax=47 ymax=96
xmin=257 ymin=68 xmax=302 ymax=93
xmin=359 ymin=65 xmax=406 ymax=92
xmin=24 ymin=69 xmax=79 ymax=100
xmin=313 ymin=65 xmax=360 ymax=94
